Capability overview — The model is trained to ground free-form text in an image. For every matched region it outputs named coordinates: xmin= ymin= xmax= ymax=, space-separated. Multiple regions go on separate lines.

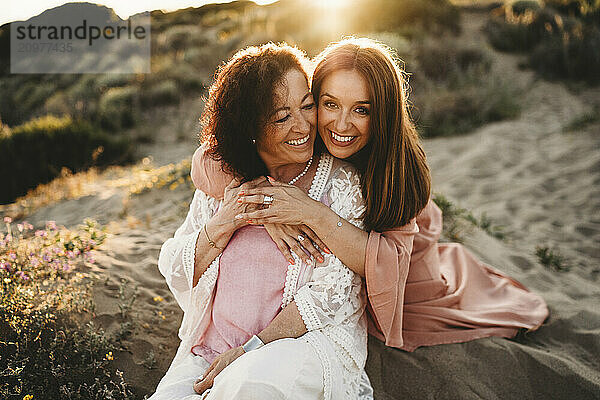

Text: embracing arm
xmin=158 ymin=189 xmax=222 ymax=313
xmin=192 ymin=145 xmax=329 ymax=264
xmin=158 ymin=178 xmax=250 ymax=314
xmin=236 ymin=176 xmax=370 ymax=276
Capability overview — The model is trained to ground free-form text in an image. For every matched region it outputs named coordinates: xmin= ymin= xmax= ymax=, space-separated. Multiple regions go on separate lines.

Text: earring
xmin=252 ymin=139 xmax=256 ymax=144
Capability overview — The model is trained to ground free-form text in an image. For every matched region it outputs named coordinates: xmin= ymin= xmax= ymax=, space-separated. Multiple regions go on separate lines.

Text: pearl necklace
xmin=288 ymin=156 xmax=313 ymax=185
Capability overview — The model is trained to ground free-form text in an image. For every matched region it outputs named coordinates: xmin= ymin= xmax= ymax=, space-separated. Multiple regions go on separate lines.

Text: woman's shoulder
xmin=191 ymin=143 xmax=231 ymax=200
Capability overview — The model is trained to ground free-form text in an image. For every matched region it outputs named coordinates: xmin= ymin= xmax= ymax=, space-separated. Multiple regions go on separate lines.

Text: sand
xmin=4 ymin=9 xmax=599 ymax=400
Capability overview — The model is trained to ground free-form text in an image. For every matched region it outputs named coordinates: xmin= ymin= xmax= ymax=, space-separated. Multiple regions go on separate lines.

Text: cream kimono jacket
xmin=158 ymin=154 xmax=368 ymax=399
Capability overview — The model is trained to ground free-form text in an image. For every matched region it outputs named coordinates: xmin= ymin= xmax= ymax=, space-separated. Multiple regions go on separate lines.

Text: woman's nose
xmin=293 ymin=112 xmax=310 ymax=134
xmin=334 ymin=111 xmax=350 ymax=132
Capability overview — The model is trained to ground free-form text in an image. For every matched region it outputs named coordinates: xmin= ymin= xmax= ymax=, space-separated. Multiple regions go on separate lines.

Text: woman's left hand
xmin=235 ymin=178 xmax=327 ymax=226
xmin=193 ymin=346 xmax=245 ymax=394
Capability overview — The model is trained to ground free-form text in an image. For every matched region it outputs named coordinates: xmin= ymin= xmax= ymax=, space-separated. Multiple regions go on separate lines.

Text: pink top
xmin=191 ymin=225 xmax=292 ymax=362
xmin=192 ymin=145 xmax=549 ymax=352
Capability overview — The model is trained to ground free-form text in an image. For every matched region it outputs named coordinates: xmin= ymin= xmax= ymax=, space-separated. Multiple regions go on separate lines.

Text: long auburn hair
xmin=200 ymin=43 xmax=311 ymax=182
xmin=312 ymin=38 xmax=431 ymax=231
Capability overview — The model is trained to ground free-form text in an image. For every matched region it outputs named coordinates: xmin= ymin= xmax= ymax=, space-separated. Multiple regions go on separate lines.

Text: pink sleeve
xmin=364 ymin=220 xmax=418 ymax=347
xmin=190 ymin=144 xmax=234 ymax=201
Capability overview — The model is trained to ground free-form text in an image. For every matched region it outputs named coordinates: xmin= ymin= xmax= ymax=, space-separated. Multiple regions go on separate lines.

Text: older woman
xmin=150 ymin=43 xmax=369 ymax=400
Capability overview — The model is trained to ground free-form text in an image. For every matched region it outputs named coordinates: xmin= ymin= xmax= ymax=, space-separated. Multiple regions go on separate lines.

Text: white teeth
xmin=286 ymin=135 xmax=309 ymax=145
xmin=330 ymin=130 xmax=356 ymax=142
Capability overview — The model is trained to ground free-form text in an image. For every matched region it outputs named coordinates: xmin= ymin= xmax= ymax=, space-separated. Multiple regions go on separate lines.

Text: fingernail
xmin=247 ymin=220 xmax=254 ymax=224
xmin=237 ymin=198 xmax=242 ymax=203
xmin=235 ymin=214 xmax=243 ymax=219
xmin=317 ymin=256 xmax=324 ymax=263
xmin=324 ymin=247 xmax=331 ymax=254
xmin=238 ymin=191 xmax=245 ymax=196
xmin=288 ymin=258 xmax=294 ymax=264
xmin=267 ymin=176 xmax=275 ymax=182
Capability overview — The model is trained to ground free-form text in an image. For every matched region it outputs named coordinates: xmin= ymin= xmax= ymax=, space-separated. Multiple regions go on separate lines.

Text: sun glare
xmin=310 ymin=0 xmax=349 ymax=11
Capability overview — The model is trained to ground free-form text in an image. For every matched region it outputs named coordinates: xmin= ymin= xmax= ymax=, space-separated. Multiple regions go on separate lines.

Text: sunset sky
xmin=2 ymin=0 xmax=278 ymax=25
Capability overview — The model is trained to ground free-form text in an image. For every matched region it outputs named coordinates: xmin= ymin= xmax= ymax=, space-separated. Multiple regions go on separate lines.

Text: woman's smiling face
xmin=258 ymin=68 xmax=317 ymax=170
xmin=317 ymin=69 xmax=371 ymax=159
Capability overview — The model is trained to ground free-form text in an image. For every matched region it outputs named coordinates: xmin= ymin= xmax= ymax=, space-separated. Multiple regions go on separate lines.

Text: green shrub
xmin=433 ymin=194 xmax=506 ymax=241
xmin=416 ymin=72 xmax=520 ymax=137
xmin=529 ymin=23 xmax=600 ymax=83
xmin=0 ymin=115 xmax=132 ymax=204
xmin=97 ymin=86 xmax=139 ymax=131
xmin=346 ymin=0 xmax=461 ymax=35
xmin=0 ymin=219 xmax=136 ymax=399
xmin=512 ymin=0 xmax=542 ymax=15
xmin=543 ymin=0 xmax=598 ymax=17
xmin=140 ymin=80 xmax=180 ymax=107
xmin=415 ymin=38 xmax=492 ymax=81
xmin=536 ymin=245 xmax=570 ymax=271
xmin=12 ymin=81 xmax=57 ymax=120
xmin=485 ymin=6 xmax=561 ymax=52
xmin=485 ymin=3 xmax=600 ymax=83
xmin=95 ymin=74 xmax=133 ymax=91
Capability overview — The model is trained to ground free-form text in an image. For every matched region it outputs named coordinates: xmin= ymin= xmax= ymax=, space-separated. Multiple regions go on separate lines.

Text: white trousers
xmin=149 ymin=337 xmax=374 ymax=400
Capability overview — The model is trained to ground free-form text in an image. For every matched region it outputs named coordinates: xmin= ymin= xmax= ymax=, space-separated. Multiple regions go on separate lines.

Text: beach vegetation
xmin=433 ymin=194 xmax=506 ymax=241
xmin=536 ymin=245 xmax=571 ymax=271
xmin=484 ymin=1 xmax=600 ymax=84
xmin=0 ymin=218 xmax=136 ymax=399
xmin=0 ymin=115 xmax=132 ymax=205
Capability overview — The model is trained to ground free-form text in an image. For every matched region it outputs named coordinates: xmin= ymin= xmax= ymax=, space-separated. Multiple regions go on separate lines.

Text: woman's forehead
xmin=321 ymin=69 xmax=370 ymax=100
xmin=272 ymin=70 xmax=311 ymax=107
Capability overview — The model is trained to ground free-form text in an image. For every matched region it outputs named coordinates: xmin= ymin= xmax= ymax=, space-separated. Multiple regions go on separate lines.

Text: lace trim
xmin=342 ymin=366 xmax=362 ymax=399
xmin=308 ymin=153 xmax=333 ymax=201
xmin=295 ymin=289 xmax=323 ymax=331
xmin=195 ymin=192 xmax=220 ymax=227
xmin=182 ymin=231 xmax=199 ymax=285
xmin=198 ymin=255 xmax=219 ymax=289
xmin=179 ymin=255 xmax=220 ymax=341
xmin=281 ymin=253 xmax=302 ymax=308
xmin=323 ymin=325 xmax=366 ymax=370
xmin=304 ymin=332 xmax=332 ymax=400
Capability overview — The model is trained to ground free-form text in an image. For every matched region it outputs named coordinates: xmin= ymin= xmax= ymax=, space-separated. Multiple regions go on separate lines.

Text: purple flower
xmin=46 ymin=221 xmax=57 ymax=230
xmin=35 ymin=230 xmax=47 ymax=237
xmin=9 ymin=253 xmax=16 ymax=260
xmin=16 ymin=271 xmax=29 ymax=280
xmin=42 ymin=254 xmax=51 ymax=262
xmin=1 ymin=262 xmax=11 ymax=272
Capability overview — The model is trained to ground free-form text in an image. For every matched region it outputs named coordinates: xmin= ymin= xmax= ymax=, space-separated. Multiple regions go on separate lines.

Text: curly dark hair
xmin=200 ymin=43 xmax=311 ymax=182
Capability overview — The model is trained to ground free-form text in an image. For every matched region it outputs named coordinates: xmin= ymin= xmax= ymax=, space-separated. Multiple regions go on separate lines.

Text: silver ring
xmin=297 ymin=234 xmax=305 ymax=242
xmin=263 ymin=195 xmax=273 ymax=205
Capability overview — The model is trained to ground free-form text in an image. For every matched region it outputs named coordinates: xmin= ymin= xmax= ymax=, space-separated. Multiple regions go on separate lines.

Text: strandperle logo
xmin=10 ymin=4 xmax=151 ymax=74
xmin=15 ymin=19 xmax=148 ymax=46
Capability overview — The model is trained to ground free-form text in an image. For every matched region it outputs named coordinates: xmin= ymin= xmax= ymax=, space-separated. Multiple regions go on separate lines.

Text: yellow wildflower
xmin=153 ymin=296 xmax=164 ymax=302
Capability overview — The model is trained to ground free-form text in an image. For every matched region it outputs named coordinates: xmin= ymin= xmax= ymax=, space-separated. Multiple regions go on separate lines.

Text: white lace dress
xmin=152 ymin=154 xmax=369 ymax=399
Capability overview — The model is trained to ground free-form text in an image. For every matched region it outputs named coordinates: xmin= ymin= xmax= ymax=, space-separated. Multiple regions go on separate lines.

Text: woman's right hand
xmin=211 ymin=176 xmax=267 ymax=235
